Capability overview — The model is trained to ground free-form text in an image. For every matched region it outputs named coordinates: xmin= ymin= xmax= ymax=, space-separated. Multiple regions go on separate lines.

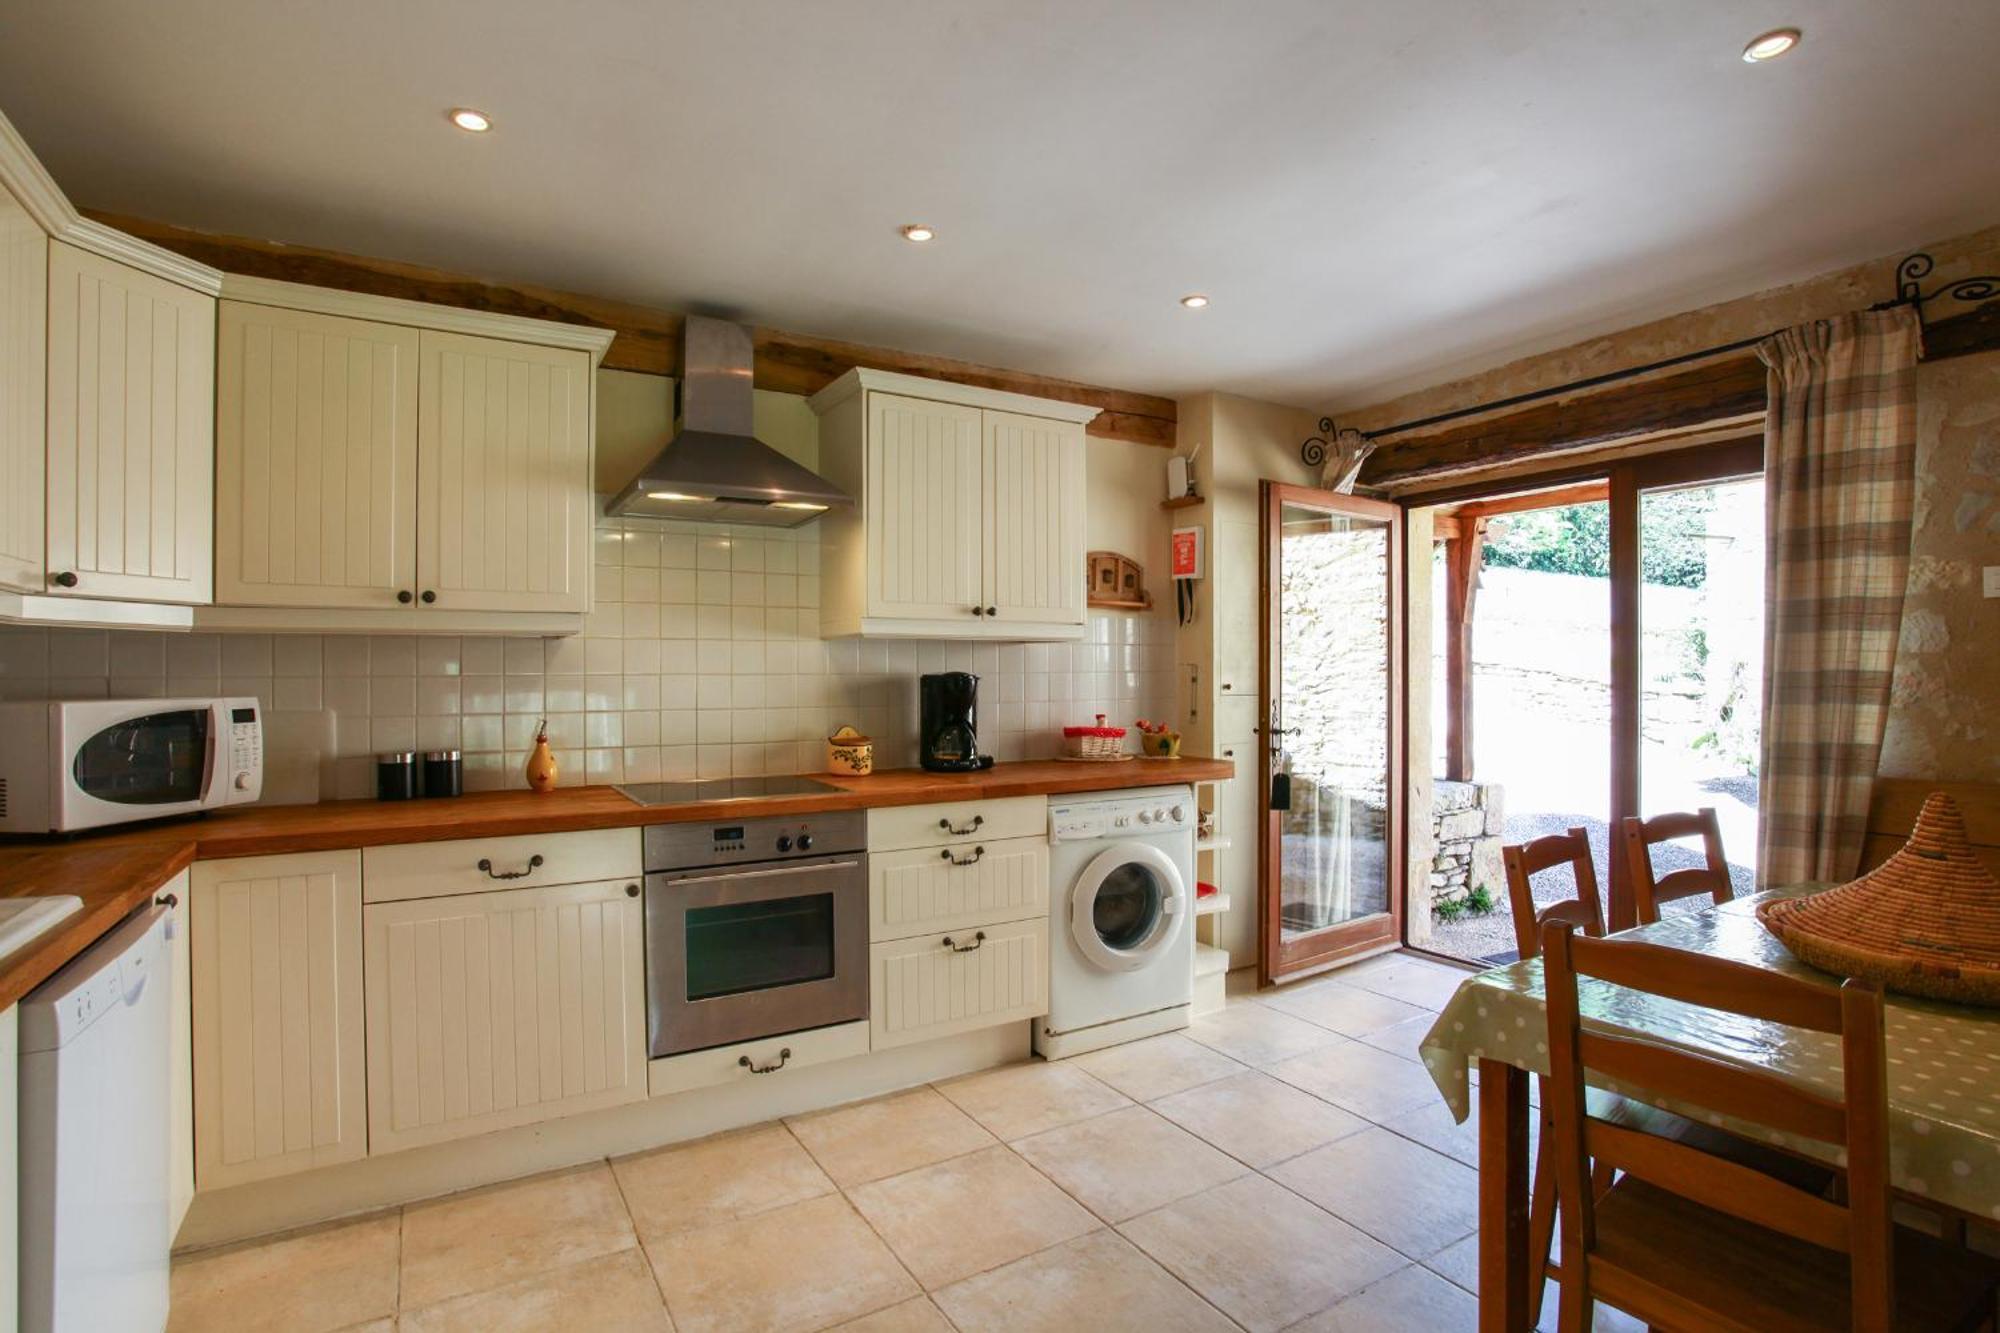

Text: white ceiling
xmin=3 ymin=1 xmax=1997 ymax=409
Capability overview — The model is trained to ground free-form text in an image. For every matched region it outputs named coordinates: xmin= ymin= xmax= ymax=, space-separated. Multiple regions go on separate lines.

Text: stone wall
xmin=1430 ymin=779 xmax=1504 ymax=909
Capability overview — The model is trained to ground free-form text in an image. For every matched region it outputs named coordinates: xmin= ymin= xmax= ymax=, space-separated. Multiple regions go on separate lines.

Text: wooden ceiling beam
xmin=84 ymin=209 xmax=1179 ymax=449
xmin=1449 ymin=479 xmax=1612 ymax=522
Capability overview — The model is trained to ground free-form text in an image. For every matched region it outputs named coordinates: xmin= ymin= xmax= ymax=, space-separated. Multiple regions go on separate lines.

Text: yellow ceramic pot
xmin=826 ymin=725 xmax=873 ymax=776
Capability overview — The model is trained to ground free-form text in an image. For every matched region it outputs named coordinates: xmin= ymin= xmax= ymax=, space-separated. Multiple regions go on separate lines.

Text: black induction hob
xmin=614 ymin=775 xmax=846 ymax=806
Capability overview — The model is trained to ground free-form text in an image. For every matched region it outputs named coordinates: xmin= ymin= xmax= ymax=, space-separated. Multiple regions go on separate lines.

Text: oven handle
xmin=661 ymin=858 xmax=861 ymax=888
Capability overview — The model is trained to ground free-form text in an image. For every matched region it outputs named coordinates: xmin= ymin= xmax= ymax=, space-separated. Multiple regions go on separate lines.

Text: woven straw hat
xmin=1758 ymin=792 xmax=2000 ymax=1005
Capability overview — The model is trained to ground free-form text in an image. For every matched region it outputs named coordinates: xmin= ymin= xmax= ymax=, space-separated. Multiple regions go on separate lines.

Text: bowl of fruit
xmin=1134 ymin=718 xmax=1182 ymax=759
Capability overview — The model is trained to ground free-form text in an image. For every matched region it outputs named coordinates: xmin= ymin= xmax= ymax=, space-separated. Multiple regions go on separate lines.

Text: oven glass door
xmin=70 ymin=708 xmax=213 ymax=806
xmin=646 ymin=855 xmax=868 ymax=1058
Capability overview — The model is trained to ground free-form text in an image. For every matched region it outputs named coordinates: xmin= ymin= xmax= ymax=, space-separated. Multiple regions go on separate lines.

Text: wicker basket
xmin=1757 ymin=792 xmax=2000 ymax=1006
xmin=1062 ymin=714 xmax=1128 ymax=761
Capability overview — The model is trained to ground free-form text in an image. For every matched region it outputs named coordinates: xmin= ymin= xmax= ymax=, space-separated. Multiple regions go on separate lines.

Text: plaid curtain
xmin=1756 ymin=307 xmax=1921 ymax=885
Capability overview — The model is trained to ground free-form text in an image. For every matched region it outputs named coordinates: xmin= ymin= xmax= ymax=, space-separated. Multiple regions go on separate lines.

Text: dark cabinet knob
xmin=397 ymin=590 xmax=414 ymax=604
xmin=421 ymin=590 xmax=437 ymax=604
xmin=985 ymin=606 xmax=997 ymax=616
xmin=625 ymin=883 xmax=640 ymax=898
xmin=52 ymin=571 xmax=78 ymax=588
xmin=969 ymin=605 xmax=984 ymax=616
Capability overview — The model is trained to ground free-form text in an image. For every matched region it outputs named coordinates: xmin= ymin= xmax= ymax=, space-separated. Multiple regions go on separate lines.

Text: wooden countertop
xmin=0 ymin=756 xmax=1232 ymax=1010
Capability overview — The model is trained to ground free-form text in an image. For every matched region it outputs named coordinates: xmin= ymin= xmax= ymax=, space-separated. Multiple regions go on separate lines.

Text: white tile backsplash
xmin=0 ymin=516 xmax=1179 ymax=801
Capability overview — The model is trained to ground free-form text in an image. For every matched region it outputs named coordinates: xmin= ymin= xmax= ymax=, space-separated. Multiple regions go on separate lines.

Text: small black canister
xmin=422 ymin=750 xmax=463 ymax=799
xmin=376 ymin=752 xmax=418 ymax=801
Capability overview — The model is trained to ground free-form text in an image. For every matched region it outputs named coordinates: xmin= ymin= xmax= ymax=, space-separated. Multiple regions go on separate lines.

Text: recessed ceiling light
xmin=647 ymin=491 xmax=712 ymax=503
xmin=900 ymin=224 xmax=936 ymax=243
xmin=1179 ymin=294 xmax=1210 ymax=309
xmin=448 ymin=107 xmax=493 ymax=133
xmin=1741 ymin=28 xmax=1800 ymax=62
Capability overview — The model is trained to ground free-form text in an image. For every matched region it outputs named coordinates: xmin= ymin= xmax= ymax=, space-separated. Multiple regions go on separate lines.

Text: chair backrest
xmin=1621 ymin=807 xmax=1732 ymax=926
xmin=1540 ymin=922 xmax=1891 ymax=1332
xmin=1501 ymin=827 xmax=1605 ymax=960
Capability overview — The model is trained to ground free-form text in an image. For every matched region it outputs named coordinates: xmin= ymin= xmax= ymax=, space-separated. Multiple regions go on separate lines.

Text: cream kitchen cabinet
xmin=189 ymin=850 xmax=368 ymax=1189
xmin=0 ymin=176 xmax=45 ymax=595
xmin=811 ymin=368 xmax=1098 ymax=640
xmin=202 ymin=278 xmax=611 ymax=634
xmin=362 ymin=878 xmax=646 ymax=1155
xmin=214 ymin=302 xmax=419 ymax=609
xmin=44 ymin=240 xmax=215 ymax=605
xmin=869 ymin=916 xmax=1048 ymax=1050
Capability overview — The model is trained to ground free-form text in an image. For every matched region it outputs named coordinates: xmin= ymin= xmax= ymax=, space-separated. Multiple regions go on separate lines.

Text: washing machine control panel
xmin=1048 ymin=792 xmax=1196 ymax=841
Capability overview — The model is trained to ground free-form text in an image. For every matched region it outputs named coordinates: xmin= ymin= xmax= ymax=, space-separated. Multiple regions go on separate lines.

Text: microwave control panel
xmin=224 ymin=700 xmax=264 ymax=803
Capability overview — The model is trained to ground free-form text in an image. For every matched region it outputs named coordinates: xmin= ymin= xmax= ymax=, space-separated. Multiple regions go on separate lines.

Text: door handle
xmin=938 ymin=815 xmax=984 ymax=835
xmin=738 ymin=1047 xmax=792 ymax=1074
xmin=939 ymin=846 xmax=985 ymax=867
xmin=478 ymin=854 xmax=544 ymax=880
xmin=942 ymin=931 xmax=986 ymax=953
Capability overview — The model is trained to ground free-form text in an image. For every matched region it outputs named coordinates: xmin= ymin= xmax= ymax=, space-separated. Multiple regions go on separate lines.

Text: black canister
xmin=422 ymin=750 xmax=463 ymax=799
xmin=376 ymin=752 xmax=418 ymax=801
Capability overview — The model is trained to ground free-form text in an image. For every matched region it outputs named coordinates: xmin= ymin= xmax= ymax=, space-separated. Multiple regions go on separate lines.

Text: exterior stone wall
xmin=1430 ymin=779 xmax=1504 ymax=908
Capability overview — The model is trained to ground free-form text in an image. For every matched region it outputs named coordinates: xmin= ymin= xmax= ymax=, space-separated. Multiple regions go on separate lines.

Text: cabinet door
xmin=870 ymin=915 xmax=1048 ymax=1050
xmin=983 ymin=409 xmax=1085 ymax=627
xmin=190 ymin=850 xmax=366 ymax=1188
xmin=416 ymin=329 xmax=591 ymax=614
xmin=363 ymin=878 xmax=645 ymax=1155
xmin=865 ymin=391 xmax=984 ymax=622
xmin=215 ymin=302 xmax=418 ymax=608
xmin=45 ymin=241 xmax=214 ymax=603
xmin=0 ymin=184 xmax=45 ymax=593
xmin=162 ymin=869 xmax=193 ymax=1238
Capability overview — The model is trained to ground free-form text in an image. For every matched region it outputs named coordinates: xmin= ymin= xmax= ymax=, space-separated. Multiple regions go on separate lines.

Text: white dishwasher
xmin=19 ymin=902 xmax=174 ymax=1333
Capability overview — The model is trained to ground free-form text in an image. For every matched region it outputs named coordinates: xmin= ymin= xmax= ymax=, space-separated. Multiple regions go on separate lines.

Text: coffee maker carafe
xmin=920 ymin=672 xmax=993 ymax=772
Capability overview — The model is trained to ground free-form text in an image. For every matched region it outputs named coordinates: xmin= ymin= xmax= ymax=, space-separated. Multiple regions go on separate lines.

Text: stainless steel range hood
xmin=606 ymin=315 xmax=853 ymax=528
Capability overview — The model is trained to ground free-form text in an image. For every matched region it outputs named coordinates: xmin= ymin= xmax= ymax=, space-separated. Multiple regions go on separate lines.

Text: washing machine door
xmin=1069 ymin=842 xmax=1186 ymax=973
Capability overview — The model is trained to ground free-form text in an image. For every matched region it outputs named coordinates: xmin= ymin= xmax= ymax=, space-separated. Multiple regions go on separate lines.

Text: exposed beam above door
xmin=84 ymin=209 xmax=1180 ymax=449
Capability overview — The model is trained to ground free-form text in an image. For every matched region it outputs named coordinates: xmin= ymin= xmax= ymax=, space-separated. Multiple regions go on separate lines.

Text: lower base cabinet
xmin=362 ymin=879 xmax=646 ymax=1155
xmin=870 ymin=916 xmax=1048 ymax=1050
xmin=190 ymin=851 xmax=368 ymax=1190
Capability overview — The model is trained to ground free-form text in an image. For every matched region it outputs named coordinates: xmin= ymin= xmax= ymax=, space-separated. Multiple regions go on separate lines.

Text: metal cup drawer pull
xmin=939 ymin=845 xmax=985 ymax=867
xmin=938 ymin=814 xmax=984 ymax=835
xmin=942 ymin=930 xmax=987 ymax=953
xmin=477 ymin=853 xmax=545 ymax=880
xmin=738 ymin=1047 xmax=792 ymax=1074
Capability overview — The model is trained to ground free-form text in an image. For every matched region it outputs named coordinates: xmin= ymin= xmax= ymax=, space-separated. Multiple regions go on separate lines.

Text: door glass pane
xmin=1277 ymin=504 xmax=1392 ymax=941
xmin=1639 ymin=478 xmax=1764 ymax=904
xmin=685 ymin=895 xmax=835 ymax=1001
xmin=71 ymin=710 xmax=211 ymax=805
xmin=1093 ymin=864 xmax=1163 ymax=949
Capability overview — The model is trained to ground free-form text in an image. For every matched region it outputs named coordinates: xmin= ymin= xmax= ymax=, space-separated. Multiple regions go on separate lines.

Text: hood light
xmin=771 ymin=501 xmax=830 ymax=512
xmin=1742 ymin=28 xmax=1800 ymax=62
xmin=647 ymin=491 xmax=713 ymax=503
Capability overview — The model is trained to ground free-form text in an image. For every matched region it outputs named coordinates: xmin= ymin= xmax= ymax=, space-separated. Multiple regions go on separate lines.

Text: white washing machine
xmin=1035 ymin=786 xmax=1196 ymax=1060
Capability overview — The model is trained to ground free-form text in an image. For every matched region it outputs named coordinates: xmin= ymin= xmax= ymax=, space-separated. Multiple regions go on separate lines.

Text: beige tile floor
xmin=168 ymin=950 xmax=1644 ymax=1332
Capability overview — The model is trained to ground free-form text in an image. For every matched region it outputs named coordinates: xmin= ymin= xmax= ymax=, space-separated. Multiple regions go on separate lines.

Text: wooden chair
xmin=1621 ymin=806 xmax=1733 ymax=925
xmin=1541 ymin=922 xmax=2000 ymax=1331
xmin=1503 ymin=826 xmax=1605 ymax=959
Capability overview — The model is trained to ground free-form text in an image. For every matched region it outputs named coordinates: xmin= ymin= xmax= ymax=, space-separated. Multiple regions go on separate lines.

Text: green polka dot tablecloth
xmin=1419 ymin=887 xmax=2000 ymax=1222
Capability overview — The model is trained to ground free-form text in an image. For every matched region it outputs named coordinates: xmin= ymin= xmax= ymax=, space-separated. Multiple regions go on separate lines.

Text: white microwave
xmin=0 ymin=698 xmax=264 ymax=834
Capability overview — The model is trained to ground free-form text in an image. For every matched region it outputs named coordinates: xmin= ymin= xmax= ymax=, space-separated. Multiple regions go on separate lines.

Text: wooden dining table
xmin=1418 ymin=887 xmax=2000 ymax=1332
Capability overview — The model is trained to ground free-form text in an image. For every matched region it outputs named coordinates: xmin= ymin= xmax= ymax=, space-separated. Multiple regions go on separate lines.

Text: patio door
xmin=1260 ymin=482 xmax=1405 ymax=983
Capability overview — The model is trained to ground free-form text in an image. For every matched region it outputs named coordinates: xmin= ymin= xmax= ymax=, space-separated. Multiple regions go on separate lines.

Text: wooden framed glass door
xmin=1260 ymin=482 xmax=1405 ymax=983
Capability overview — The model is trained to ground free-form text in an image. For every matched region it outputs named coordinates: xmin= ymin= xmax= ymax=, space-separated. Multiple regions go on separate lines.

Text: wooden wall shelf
xmin=1161 ymin=494 xmax=1206 ymax=510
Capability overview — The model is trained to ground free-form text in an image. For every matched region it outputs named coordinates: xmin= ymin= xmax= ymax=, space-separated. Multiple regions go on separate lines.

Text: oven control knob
xmin=776 ymin=835 xmax=793 ymax=852
xmin=797 ymin=833 xmax=814 ymax=851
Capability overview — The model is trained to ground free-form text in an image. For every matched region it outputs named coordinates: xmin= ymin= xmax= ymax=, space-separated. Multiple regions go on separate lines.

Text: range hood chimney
xmin=606 ymin=315 xmax=853 ymax=528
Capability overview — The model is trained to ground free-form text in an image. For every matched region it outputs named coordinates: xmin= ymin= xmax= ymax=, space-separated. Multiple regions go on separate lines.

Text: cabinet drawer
xmin=866 ymin=796 xmax=1045 ymax=853
xmin=871 ymin=835 xmax=1049 ymax=942
xmin=363 ymin=828 xmax=641 ymax=902
xmin=870 ymin=916 xmax=1048 ymax=1050
xmin=363 ymin=879 xmax=646 ymax=1154
xmin=648 ymin=1020 xmax=872 ymax=1098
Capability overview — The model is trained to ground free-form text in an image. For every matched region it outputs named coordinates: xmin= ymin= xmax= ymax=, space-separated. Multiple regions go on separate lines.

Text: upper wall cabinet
xmin=203 ymin=281 xmax=610 ymax=634
xmin=0 ymin=103 xmax=222 ymax=628
xmin=215 ymin=303 xmax=419 ymax=610
xmin=811 ymin=368 xmax=1098 ymax=640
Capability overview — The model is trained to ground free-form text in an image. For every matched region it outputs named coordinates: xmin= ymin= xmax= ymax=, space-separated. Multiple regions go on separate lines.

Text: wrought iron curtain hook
xmin=1299 ymin=417 xmax=1338 ymax=468
xmin=1886 ymin=252 xmax=2000 ymax=325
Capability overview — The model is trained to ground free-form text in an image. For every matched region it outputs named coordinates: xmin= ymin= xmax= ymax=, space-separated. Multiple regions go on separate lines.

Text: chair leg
xmin=1528 ymin=1130 xmax=1559 ymax=1328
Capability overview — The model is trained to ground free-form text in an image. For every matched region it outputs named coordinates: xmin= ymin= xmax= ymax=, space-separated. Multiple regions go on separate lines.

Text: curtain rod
xmin=1303 ymin=251 xmax=1999 ymax=461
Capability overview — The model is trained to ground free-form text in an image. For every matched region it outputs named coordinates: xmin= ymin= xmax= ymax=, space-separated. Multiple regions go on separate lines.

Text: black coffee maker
xmin=919 ymin=672 xmax=994 ymax=772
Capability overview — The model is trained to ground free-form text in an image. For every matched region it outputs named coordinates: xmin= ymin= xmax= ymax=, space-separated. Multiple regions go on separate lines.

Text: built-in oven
xmin=641 ymin=810 xmax=868 ymax=1058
